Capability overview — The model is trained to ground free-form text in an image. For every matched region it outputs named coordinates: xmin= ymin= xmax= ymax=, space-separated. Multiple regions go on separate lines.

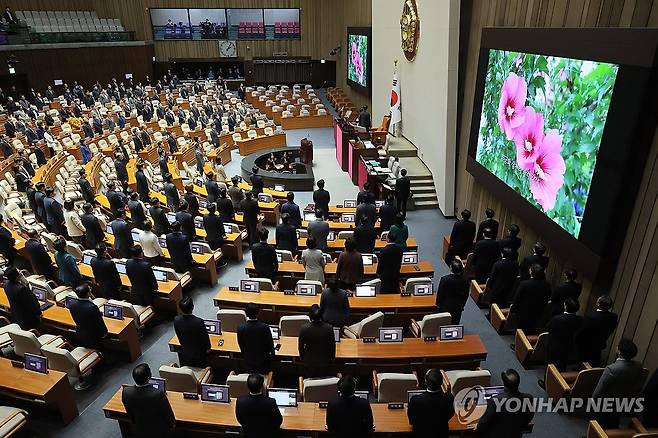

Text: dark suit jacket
xmin=149 ymin=205 xmax=171 ymax=236
xmin=135 ymin=170 xmax=149 ymax=199
xmin=166 ymin=231 xmax=193 ymax=273
xmin=476 ymin=389 xmax=534 ymax=438
xmin=575 ymin=310 xmax=618 ymax=358
xmin=237 ymin=319 xmax=276 ymax=373
xmin=281 ymin=202 xmax=302 ymax=228
xmin=275 ymin=223 xmax=297 ymax=251
xmin=205 ymin=180 xmax=220 ymax=205
xmin=174 ymin=314 xmax=211 ymax=367
xmin=519 ymin=254 xmax=550 ymax=280
xmin=235 ymin=393 xmax=282 ymax=438
xmin=593 ymin=359 xmax=645 ymax=400
xmin=15 ymin=171 xmax=29 ymax=193
xmin=249 ymin=174 xmax=264 ymax=195
xmin=550 ymin=280 xmax=582 ymax=315
xmin=407 ymin=390 xmax=455 ymax=438
xmin=252 ymin=242 xmax=278 ymax=279
xmin=326 ymin=395 xmax=374 ymax=438
xmin=547 ymin=312 xmax=583 ymax=364
xmin=5 ymin=280 xmax=41 ymax=330
xmin=487 ymin=258 xmax=519 ymax=306
xmin=436 ymin=273 xmax=469 ymax=317
xmin=81 ymin=213 xmax=104 ymax=249
xmin=79 ymin=177 xmax=95 ymax=204
xmin=355 ymin=202 xmax=377 ymax=228
xmin=476 ymin=218 xmax=499 ymax=241
xmin=378 ymin=203 xmax=397 ymax=232
xmin=126 ymin=258 xmax=158 ymax=305
xmin=449 ymin=219 xmax=476 ymax=258
xmin=25 ymin=238 xmax=55 ymax=276
xmin=395 ymin=176 xmax=411 ymax=198
xmin=320 ymin=288 xmax=350 ymax=327
xmin=240 ymin=199 xmax=260 ymax=227
xmin=110 ymin=218 xmax=133 ymax=258
xmin=510 ymin=278 xmax=551 ymax=331
xmin=43 ymin=196 xmax=64 ymax=226
xmin=0 ymin=226 xmax=15 ymax=260
xmin=184 ymin=192 xmax=200 ymax=218
xmin=69 ymin=298 xmax=108 ymax=349
xmin=106 ymin=190 xmax=127 ymax=215
xmin=128 ymin=200 xmax=147 ymax=227
xmin=335 ymin=250 xmax=363 ymax=286
xmin=377 ymin=243 xmax=403 ymax=292
xmin=217 ymin=197 xmax=234 ymax=223
xmin=203 ymin=213 xmax=225 ymax=247
xmin=353 ymin=224 xmax=376 ymax=254
xmin=472 ymin=238 xmax=501 ymax=283
xmin=35 ymin=190 xmax=46 ymax=220
xmin=114 ymin=159 xmax=129 ymax=183
xmin=91 ymin=255 xmax=122 ymax=299
xmin=357 ymin=191 xmax=376 ymax=206
xmin=175 ymin=211 xmax=196 ymax=240
xmin=313 ymin=188 xmax=330 ymax=214
xmin=122 ymin=385 xmax=175 ymax=438
xmin=298 ymin=320 xmax=336 ymax=367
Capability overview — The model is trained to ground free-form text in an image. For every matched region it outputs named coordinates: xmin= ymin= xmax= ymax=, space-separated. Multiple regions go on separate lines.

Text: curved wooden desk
xmin=236 ymin=132 xmax=287 ymax=156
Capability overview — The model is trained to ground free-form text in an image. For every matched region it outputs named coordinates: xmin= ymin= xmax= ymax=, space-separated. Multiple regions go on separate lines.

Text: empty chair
xmin=216 ymin=309 xmax=247 ymax=332
xmin=7 ymin=327 xmax=66 ymax=357
xmin=158 ymin=363 xmax=212 ymax=393
xmin=545 ymin=363 xmax=609 ymax=401
xmin=264 ymin=127 xmax=274 ymax=136
xmin=403 ymin=277 xmax=433 ymax=294
xmin=226 ymin=371 xmax=272 ymax=399
xmin=300 ymin=109 xmax=310 ymax=117
xmin=373 ymin=371 xmax=418 ymax=402
xmin=276 ymin=249 xmax=294 ymax=262
xmin=409 ymin=312 xmax=453 ymax=338
xmin=247 ymin=129 xmax=257 ymax=139
xmin=250 ymin=277 xmax=277 ymax=291
xmin=279 ymin=315 xmax=311 ymax=337
xmin=103 ymin=300 xmax=154 ymax=330
xmin=515 ymin=330 xmax=549 ymax=367
xmin=0 ymin=317 xmax=20 ymax=349
xmin=343 ymin=312 xmax=385 ymax=339
xmin=232 ymin=133 xmax=242 ymax=144
xmin=300 ymin=376 xmax=340 ymax=402
xmin=41 ymin=343 xmax=102 ymax=390
xmin=361 ymin=278 xmax=381 ymax=294
xmin=441 ymin=369 xmax=491 ymax=396
xmin=257 ymin=120 xmax=266 ymax=129
xmin=337 ymin=231 xmax=353 ymax=240
xmin=0 ymin=406 xmax=28 ymax=436
xmin=317 ymin=109 xmax=327 ymax=116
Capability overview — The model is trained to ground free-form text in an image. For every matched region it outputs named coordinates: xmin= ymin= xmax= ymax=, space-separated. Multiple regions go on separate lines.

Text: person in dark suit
xmin=106 ymin=182 xmax=127 ymax=218
xmin=240 ymin=192 xmax=260 ymax=246
xmin=357 ymin=105 xmax=372 ymax=130
xmin=114 ymin=154 xmax=129 ymax=189
xmin=519 ymin=242 xmax=549 ymax=280
xmin=642 ymin=369 xmax=658 ymax=428
xmin=446 ymin=209 xmax=476 ymax=263
xmin=217 ymin=188 xmax=234 ymax=223
xmin=353 ymin=216 xmax=376 ymax=254
xmin=126 ymin=245 xmax=158 ymax=306
xmin=174 ymin=297 xmax=210 ymax=367
xmin=157 ymin=149 xmax=169 ymax=177
xmin=395 ymin=168 xmax=411 ymax=216
xmin=281 ymin=192 xmax=302 ymax=228
xmin=549 ymin=269 xmax=582 ymax=316
xmin=127 ymin=193 xmax=147 ymax=230
xmin=487 ymin=247 xmax=519 ymax=307
xmin=91 ymin=243 xmax=121 ymax=300
xmin=476 ymin=208 xmax=499 ymax=241
xmin=355 ymin=198 xmax=377 ymax=228
xmin=249 ymin=166 xmax=264 ymax=196
xmin=298 ymin=304 xmax=335 ymax=377
xmin=436 ymin=261 xmax=470 ymax=324
xmin=135 ymin=162 xmax=150 ymax=202
xmin=313 ymin=179 xmax=330 ymax=217
xmin=357 ymin=182 xmax=376 ymax=206
xmin=166 ymin=222 xmax=194 ymax=274
xmin=252 ymin=229 xmax=278 ymax=281
xmin=335 ymin=237 xmax=363 ymax=291
xmin=25 ymin=180 xmax=37 ymax=215
xmin=320 ymin=280 xmax=350 ymax=327
xmin=149 ymin=198 xmax=171 ymax=236
xmin=202 ymin=203 xmax=225 ymax=250
xmin=204 ymin=172 xmax=220 ymax=205
xmin=194 ymin=145 xmax=205 ymax=174
xmin=110 ymin=209 xmax=133 ymax=259
xmin=326 ymin=375 xmax=374 ymax=437
xmin=407 ymin=368 xmax=455 ymax=438
xmin=25 ymin=230 xmax=57 ymax=280
xmin=509 ymin=264 xmax=551 ymax=333
xmin=275 ymin=213 xmax=297 ymax=252
xmin=237 ymin=303 xmax=276 ymax=373
xmin=476 ymin=369 xmax=534 ymax=438
xmin=593 ymin=339 xmax=645 ymax=428
xmin=544 ymin=297 xmax=583 ymax=372
xmin=235 ymin=374 xmax=283 ymax=438
xmin=4 ymin=267 xmax=41 ymax=330
xmin=122 ymin=363 xmax=176 ymax=438
xmin=175 ymin=201 xmax=196 ymax=241
xmin=377 ymin=232 xmax=404 ymax=293
xmin=472 ymin=227 xmax=501 ymax=284
xmin=34 ymin=182 xmax=46 ymax=223
xmin=69 ymin=283 xmax=108 ymax=350
xmin=575 ymin=295 xmax=618 ymax=366
xmin=378 ymin=195 xmax=398 ymax=232
xmin=78 ymin=169 xmax=96 ymax=205
xmin=13 ymin=164 xmax=30 ymax=193
xmin=80 ymin=203 xmax=105 ymax=250
xmin=3 ymin=7 xmax=16 ymax=24
xmin=0 ymin=214 xmax=17 ymax=267
xmin=43 ymin=187 xmax=65 ymax=235
xmin=183 ymin=184 xmax=200 ymax=219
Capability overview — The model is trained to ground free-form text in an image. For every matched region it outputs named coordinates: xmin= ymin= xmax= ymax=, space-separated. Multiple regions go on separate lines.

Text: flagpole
xmin=390 ymin=60 xmax=402 ymax=137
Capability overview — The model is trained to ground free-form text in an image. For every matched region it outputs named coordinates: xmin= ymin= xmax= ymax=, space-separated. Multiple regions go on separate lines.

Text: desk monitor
xmin=148 ymin=377 xmax=166 ymax=392
xmin=198 ymin=200 xmax=208 ymax=209
xmin=274 ymin=184 xmax=285 ymax=192
xmin=24 ymin=353 xmax=48 ymax=374
xmin=166 ymin=212 xmax=176 ymax=223
xmin=354 ymin=391 xmax=369 ymax=400
xmin=341 ymin=213 xmax=355 ymax=223
xmin=158 ymin=236 xmax=167 ymax=248
xmin=333 ymin=327 xmax=341 ymax=342
xmin=258 ymin=194 xmax=270 ymax=203
xmin=276 ymin=252 xmax=282 ymax=263
xmin=296 ymin=284 xmax=316 ymax=296
xmin=240 ymin=279 xmax=260 ymax=293
xmin=201 ymin=383 xmax=230 ymax=403
xmin=190 ymin=242 xmax=204 ymax=254
xmin=269 ymin=325 xmax=280 ymax=340
xmin=104 ymin=303 xmax=124 ymax=320
xmin=115 ymin=261 xmax=127 ymax=275
xmin=194 ymin=218 xmax=204 ymax=230
xmin=379 ymin=327 xmax=404 ymax=343
xmin=375 ymin=200 xmax=384 ymax=208
xmin=153 ymin=268 xmax=168 ymax=282
xmin=32 ymin=286 xmax=48 ymax=302
xmin=223 ymin=224 xmax=234 ymax=234
xmin=355 ymin=284 xmax=376 ymax=297
xmin=480 ymin=386 xmax=505 ymax=404
xmin=343 ymin=200 xmax=356 ymax=208
xmin=131 ymin=230 xmax=141 ymax=242
xmin=407 ymin=390 xmax=425 ymax=403
xmin=361 ymin=254 xmax=374 ymax=266
xmin=322 ymin=253 xmax=332 ymax=264
xmin=54 ymin=79 xmax=63 ymax=86
xmin=268 ymin=388 xmax=298 ymax=407
xmin=106 ymin=225 xmax=114 ymax=234
xmin=440 ymin=325 xmax=464 ymax=341
xmin=401 ymin=252 xmax=418 ymax=265
xmin=327 ymin=231 xmax=335 ymax=241
xmin=413 ymin=283 xmax=433 ymax=296
xmin=82 ymin=253 xmax=94 ymax=265
xmin=64 ymin=295 xmax=77 ymax=309
xmin=303 ymin=212 xmax=316 ymax=221
xmin=204 ymin=319 xmax=221 ymax=335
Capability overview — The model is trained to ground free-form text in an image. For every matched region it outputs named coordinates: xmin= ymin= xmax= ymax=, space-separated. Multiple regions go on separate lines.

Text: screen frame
xmin=465 ymin=27 xmax=658 ymax=281
xmin=346 ymin=27 xmax=372 ymax=96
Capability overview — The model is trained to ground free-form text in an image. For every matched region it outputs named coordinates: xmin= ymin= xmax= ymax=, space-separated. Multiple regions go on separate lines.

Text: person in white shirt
xmin=139 ymin=221 xmax=164 ymax=265
xmin=63 ymin=199 xmax=85 ymax=245
xmin=214 ymin=156 xmax=227 ymax=183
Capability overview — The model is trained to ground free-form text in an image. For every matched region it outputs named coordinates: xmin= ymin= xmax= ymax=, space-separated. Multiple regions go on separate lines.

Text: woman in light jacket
xmin=301 ymin=237 xmax=326 ymax=284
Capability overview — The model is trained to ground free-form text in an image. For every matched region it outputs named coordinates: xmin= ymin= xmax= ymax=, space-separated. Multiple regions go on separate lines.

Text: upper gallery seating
xmin=17 ymin=10 xmax=125 ymax=34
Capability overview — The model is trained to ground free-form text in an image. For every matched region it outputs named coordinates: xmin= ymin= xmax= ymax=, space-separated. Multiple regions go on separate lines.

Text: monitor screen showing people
xmin=203 ymin=319 xmax=221 ymax=335
xmin=327 ymin=231 xmax=335 ymax=241
xmin=258 ymin=194 xmax=270 ymax=203
xmin=413 ymin=283 xmax=433 ymax=296
xmin=401 ymin=252 xmax=418 ymax=265
xmin=379 ymin=327 xmax=403 ymax=342
xmin=201 ymin=383 xmax=230 ymax=403
xmin=355 ymin=284 xmax=376 ymax=297
xmin=240 ymin=279 xmax=260 ymax=292
xmin=274 ymin=184 xmax=285 ymax=192
xmin=104 ymin=303 xmax=124 ymax=320
xmin=276 ymin=252 xmax=283 ymax=263
xmin=131 ymin=230 xmax=141 ymax=242
xmin=223 ymin=224 xmax=234 ymax=234
xmin=268 ymin=388 xmax=298 ymax=407
xmin=303 ymin=212 xmax=316 ymax=221
xmin=159 ymin=237 xmax=168 ymax=248
xmin=439 ymin=325 xmax=464 ymax=341
xmin=24 ymin=353 xmax=48 ymax=374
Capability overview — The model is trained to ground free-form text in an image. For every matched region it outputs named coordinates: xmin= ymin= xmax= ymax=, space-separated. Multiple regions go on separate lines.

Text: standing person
xmin=476 ymin=208 xmax=499 ymax=241
xmin=110 ymin=209 xmax=133 ymax=259
xmin=34 ymin=182 xmax=46 ymax=223
xmin=0 ymin=214 xmax=17 ymax=266
xmin=275 ymin=214 xmax=297 ymax=252
xmin=298 ymin=304 xmax=335 ymax=377
xmin=216 ymin=188 xmax=234 ymax=223
xmin=237 ymin=303 xmax=276 ymax=373
xmin=251 ymin=229 xmax=277 ymax=281
xmin=446 ymin=209 xmax=476 ymax=263
xmin=43 ymin=187 xmax=65 ymax=235
xmin=377 ymin=232 xmax=403 ymax=293
xmin=436 ymin=261 xmax=470 ymax=324
xmin=235 ymin=374 xmax=282 ymax=438
xmin=353 ymin=216 xmax=376 ymax=254
xmin=499 ymin=223 xmax=522 ymax=256
xmin=509 ymin=264 xmax=551 ymax=333
xmin=204 ymin=172 xmax=220 ymax=205
xmin=183 ymin=184 xmax=200 ymax=219
xmin=301 ymin=238 xmax=326 ymax=284
xmin=149 ymin=198 xmax=171 ymax=236
xmin=395 ymin=168 xmax=411 ymax=217
xmin=106 ymin=182 xmax=127 ymax=216
xmin=389 ymin=213 xmax=409 ymax=249
xmin=355 ymin=196 xmax=377 ymax=227
xmin=240 ymin=192 xmax=260 ymax=247
xmin=163 ymin=173 xmax=180 ymax=212
xmin=127 ymin=192 xmax=148 ymax=230
xmin=320 ymin=280 xmax=350 ymax=328
xmin=487 ymin=247 xmax=519 ymax=307
xmin=4 ymin=267 xmax=41 ymax=330
xmin=249 ymin=166 xmax=264 ymax=196
xmin=307 ymin=210 xmax=329 ymax=251
xmin=54 ymin=238 xmax=82 ymax=288
xmin=78 ymin=169 xmax=96 ymax=205
xmin=575 ymin=295 xmax=618 ymax=366
xmin=69 ymin=283 xmax=108 ymax=351
xmin=378 ymin=195 xmax=397 ymax=232
xmin=543 ymin=297 xmax=583 ymax=373
xmin=202 ymin=203 xmax=225 ymax=250
xmin=174 ymin=297 xmax=211 ymax=368
xmin=281 ymin=192 xmax=302 ymax=228
xmin=228 ymin=176 xmax=245 ymax=211
xmin=122 ymin=364 xmax=176 ymax=438
xmin=80 ymin=203 xmax=105 ymax=250
xmin=357 ymin=105 xmax=372 ymax=130
xmin=64 ymin=200 xmax=85 ymax=245
xmin=166 ymin=222 xmax=194 ymax=274
xmin=90 ymin=243 xmax=121 ymax=300
xmin=471 ymin=227 xmax=501 ymax=284
xmin=549 ymin=269 xmax=582 ymax=316
xmin=134 ymin=162 xmax=150 ymax=202
xmin=519 ymin=242 xmax=549 ymax=280
xmin=326 ymin=375 xmax=374 ymax=437
xmin=313 ymin=179 xmax=330 ymax=217
xmin=139 ymin=221 xmax=165 ymax=265
xmin=214 ymin=156 xmax=227 ymax=182
xmin=25 ymin=229 xmax=57 ymax=280
xmin=114 ymin=153 xmax=129 ymax=189
xmin=126 ymin=245 xmax=158 ymax=306
xmin=175 ymin=201 xmax=196 ymax=241
xmin=407 ymin=369 xmax=455 ymax=438
xmin=335 ymin=237 xmax=363 ymax=291
xmin=195 ymin=143 xmax=205 ymax=174
xmin=357 ymin=182 xmax=376 ymax=206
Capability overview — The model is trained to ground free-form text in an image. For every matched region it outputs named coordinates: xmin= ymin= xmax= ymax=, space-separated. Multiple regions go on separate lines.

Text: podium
xmin=300 ymin=138 xmax=313 ymax=164
xmin=334 ymin=117 xmax=353 ymax=172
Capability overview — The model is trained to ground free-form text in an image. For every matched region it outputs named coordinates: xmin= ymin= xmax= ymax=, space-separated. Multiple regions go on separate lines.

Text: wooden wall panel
xmin=458 ymin=0 xmax=658 ymax=369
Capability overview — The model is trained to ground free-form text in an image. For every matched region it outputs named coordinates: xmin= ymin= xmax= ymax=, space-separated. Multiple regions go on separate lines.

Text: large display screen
xmin=475 ymin=49 xmax=618 ymax=238
xmin=189 ymin=9 xmax=227 ymax=40
xmin=347 ymin=27 xmax=371 ymax=95
xmin=150 ymin=9 xmax=191 ymax=40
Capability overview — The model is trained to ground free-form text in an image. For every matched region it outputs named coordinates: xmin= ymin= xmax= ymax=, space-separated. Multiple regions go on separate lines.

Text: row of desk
xmin=246 ymin=260 xmax=434 ymax=280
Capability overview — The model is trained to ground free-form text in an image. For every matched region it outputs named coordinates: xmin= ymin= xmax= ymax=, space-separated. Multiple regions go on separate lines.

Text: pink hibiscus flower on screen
xmin=498 ymin=72 xmax=527 ymax=140
xmin=352 ymin=42 xmax=358 ymax=60
xmin=529 ymin=129 xmax=566 ymax=211
xmin=513 ymin=107 xmax=544 ymax=170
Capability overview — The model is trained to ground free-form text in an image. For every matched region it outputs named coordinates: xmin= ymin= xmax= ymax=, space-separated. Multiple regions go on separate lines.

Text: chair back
xmin=357 ymin=311 xmax=385 ymax=338
xmin=217 ymin=309 xmax=247 ymax=332
xmin=252 ymin=277 xmax=275 ymax=291
xmin=258 ymin=193 xmax=273 ymax=202
xmin=570 ymin=368 xmax=605 ymax=399
xmin=404 ymin=277 xmax=432 ymax=294
xmin=279 ymin=315 xmax=310 ymax=337
xmin=296 ymin=280 xmax=323 ymax=295
xmin=226 ymin=373 xmax=269 ymax=398
xmin=377 ymin=373 xmax=418 ymax=402
xmin=419 ymin=312 xmax=453 ymax=338
xmin=531 ymin=332 xmax=549 ymax=363
xmin=41 ymin=344 xmax=79 ymax=376
xmin=7 ymin=328 xmax=42 ymax=357
xmin=303 ymin=377 xmax=339 ymax=402
xmin=337 ymin=231 xmax=353 ymax=240
xmin=447 ymin=370 xmax=491 ymax=395
xmin=361 ymin=279 xmax=381 ymax=294
xmin=158 ymin=365 xmax=198 ymax=393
